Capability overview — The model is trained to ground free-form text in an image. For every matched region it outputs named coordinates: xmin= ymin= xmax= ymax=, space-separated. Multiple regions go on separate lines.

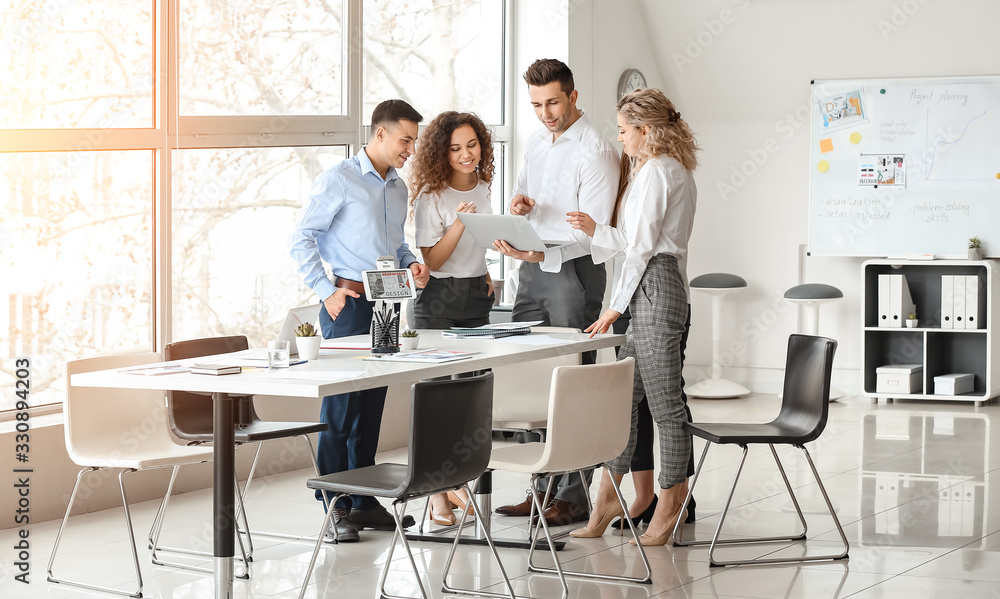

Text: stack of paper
xmin=441 ymin=320 xmax=543 ymax=339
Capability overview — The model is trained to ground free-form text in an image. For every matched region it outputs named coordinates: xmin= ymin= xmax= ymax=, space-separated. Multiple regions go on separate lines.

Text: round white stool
xmin=784 ymin=283 xmax=845 ymax=400
xmin=686 ymin=273 xmax=750 ymax=399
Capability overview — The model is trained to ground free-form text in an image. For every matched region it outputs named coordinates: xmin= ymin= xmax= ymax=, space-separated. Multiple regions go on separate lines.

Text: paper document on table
xmin=494 ymin=335 xmax=575 ymax=346
xmin=364 ymin=349 xmax=477 ymax=363
xmin=120 ymin=364 xmax=191 ymax=376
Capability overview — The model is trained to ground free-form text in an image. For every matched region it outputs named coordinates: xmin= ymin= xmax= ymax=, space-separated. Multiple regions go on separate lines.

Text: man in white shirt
xmin=493 ymin=58 xmax=620 ymax=526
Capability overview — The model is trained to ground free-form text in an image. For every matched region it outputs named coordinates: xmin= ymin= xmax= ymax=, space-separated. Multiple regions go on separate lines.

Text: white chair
xmin=47 ymin=353 xmax=215 ymax=598
xmin=686 ymin=273 xmax=750 ymax=398
xmin=487 ymin=358 xmax=651 ymax=598
xmin=491 ymin=326 xmax=582 ymax=438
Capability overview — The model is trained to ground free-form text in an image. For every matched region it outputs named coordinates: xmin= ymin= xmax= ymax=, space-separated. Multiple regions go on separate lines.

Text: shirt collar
xmin=536 ymin=110 xmax=589 ymax=144
xmin=358 ymin=147 xmax=398 ymax=183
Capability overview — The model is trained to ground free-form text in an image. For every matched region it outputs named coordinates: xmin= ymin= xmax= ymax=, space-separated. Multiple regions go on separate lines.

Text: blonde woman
xmin=566 ymin=88 xmax=698 ymax=545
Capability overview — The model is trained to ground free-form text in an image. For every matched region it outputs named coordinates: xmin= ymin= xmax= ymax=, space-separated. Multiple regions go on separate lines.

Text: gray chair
xmin=672 ymin=334 xmax=850 ymax=567
xmin=298 ymin=371 xmax=515 ymax=599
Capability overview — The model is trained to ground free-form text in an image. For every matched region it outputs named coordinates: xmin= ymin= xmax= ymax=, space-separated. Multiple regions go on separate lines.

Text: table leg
xmin=213 ymin=392 xmax=235 ymax=599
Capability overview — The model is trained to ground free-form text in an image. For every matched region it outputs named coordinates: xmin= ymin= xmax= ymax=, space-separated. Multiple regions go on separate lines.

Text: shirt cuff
xmin=539 ymin=248 xmax=562 ymax=273
xmin=314 ymin=277 xmax=336 ymax=302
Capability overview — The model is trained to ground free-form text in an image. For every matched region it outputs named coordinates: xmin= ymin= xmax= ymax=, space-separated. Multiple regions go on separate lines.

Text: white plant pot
xmin=906 ymin=319 xmax=918 ymax=328
xmin=969 ymin=248 xmax=983 ymax=260
xmin=400 ymin=336 xmax=420 ymax=351
xmin=295 ymin=336 xmax=321 ymax=360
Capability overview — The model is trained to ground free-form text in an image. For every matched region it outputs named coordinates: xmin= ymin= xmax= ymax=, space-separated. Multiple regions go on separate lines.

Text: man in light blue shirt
xmin=290 ymin=99 xmax=429 ymax=542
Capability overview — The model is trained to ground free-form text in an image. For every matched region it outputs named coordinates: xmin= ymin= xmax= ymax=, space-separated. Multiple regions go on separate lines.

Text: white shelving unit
xmin=862 ymin=259 xmax=1000 ymax=406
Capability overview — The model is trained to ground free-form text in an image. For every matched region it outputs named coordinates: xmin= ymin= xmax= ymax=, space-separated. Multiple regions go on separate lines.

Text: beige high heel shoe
xmin=630 ymin=507 xmax=685 ymax=546
xmin=568 ymin=503 xmax=625 ymax=538
xmin=429 ymin=494 xmax=457 ymax=526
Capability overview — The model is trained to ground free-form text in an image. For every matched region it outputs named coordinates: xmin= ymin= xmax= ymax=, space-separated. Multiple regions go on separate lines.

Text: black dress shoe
xmin=685 ymin=494 xmax=697 ymax=524
xmin=324 ymin=507 xmax=359 ymax=543
xmin=350 ymin=504 xmax=415 ymax=531
xmin=612 ymin=495 xmax=657 ymax=530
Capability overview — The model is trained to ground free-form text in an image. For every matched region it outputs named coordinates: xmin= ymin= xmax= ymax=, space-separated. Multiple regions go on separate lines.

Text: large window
xmin=0 ymin=0 xmax=512 ymax=414
xmin=1 ymin=151 xmax=154 ymax=408
xmin=170 ymin=146 xmax=348 ymax=348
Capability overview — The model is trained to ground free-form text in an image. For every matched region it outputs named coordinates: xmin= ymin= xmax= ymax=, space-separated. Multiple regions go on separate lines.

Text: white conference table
xmin=72 ymin=330 xmax=623 ymax=599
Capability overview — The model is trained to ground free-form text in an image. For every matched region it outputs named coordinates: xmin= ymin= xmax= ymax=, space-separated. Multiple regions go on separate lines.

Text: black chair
xmin=298 ymin=371 xmax=516 ymax=599
xmin=149 ymin=335 xmax=328 ymax=571
xmin=672 ymin=334 xmax=850 ymax=567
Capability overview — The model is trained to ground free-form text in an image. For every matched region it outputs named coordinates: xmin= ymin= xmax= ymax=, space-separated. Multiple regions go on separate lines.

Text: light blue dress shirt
xmin=289 ymin=148 xmax=417 ymax=301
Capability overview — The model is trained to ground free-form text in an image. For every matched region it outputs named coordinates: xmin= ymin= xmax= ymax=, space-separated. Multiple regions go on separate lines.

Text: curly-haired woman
xmin=409 ymin=111 xmax=496 ymax=525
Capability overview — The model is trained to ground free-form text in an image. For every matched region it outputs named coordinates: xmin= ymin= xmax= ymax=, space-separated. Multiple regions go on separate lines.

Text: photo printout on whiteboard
xmin=809 ymin=77 xmax=1000 ymax=257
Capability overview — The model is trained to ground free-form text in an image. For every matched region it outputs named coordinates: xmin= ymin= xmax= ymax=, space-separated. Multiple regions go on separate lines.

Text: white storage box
xmin=934 ymin=373 xmax=975 ymax=395
xmin=876 ymin=364 xmax=923 ymax=394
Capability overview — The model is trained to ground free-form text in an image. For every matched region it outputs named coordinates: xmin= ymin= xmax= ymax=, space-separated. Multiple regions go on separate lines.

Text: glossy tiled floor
xmin=5 ymin=393 xmax=1000 ymax=598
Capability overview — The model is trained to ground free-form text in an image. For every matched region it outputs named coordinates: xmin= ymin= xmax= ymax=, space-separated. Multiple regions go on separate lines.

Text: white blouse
xmin=592 ymin=155 xmax=697 ymax=314
xmin=413 ymin=181 xmax=493 ymax=279
xmin=511 ymin=112 xmax=620 ymax=272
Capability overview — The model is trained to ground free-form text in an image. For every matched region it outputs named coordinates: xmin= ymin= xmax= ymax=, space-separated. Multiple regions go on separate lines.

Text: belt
xmin=336 ymin=277 xmax=366 ymax=296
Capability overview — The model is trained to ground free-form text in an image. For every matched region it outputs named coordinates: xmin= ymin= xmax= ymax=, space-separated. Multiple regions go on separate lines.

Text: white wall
xmin=625 ymin=0 xmax=1000 ymax=392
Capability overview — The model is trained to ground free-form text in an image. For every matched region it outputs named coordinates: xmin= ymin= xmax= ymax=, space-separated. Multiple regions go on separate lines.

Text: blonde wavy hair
xmin=409 ymin=111 xmax=494 ymax=204
xmin=617 ymin=88 xmax=699 ymax=171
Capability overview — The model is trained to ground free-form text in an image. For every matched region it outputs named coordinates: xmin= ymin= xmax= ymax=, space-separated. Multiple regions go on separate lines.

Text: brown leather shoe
xmin=538 ymin=499 xmax=590 ymax=526
xmin=495 ymin=491 xmax=545 ymax=516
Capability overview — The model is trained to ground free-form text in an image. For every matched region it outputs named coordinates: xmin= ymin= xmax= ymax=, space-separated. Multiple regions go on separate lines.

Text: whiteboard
xmin=809 ymin=76 xmax=1000 ymax=257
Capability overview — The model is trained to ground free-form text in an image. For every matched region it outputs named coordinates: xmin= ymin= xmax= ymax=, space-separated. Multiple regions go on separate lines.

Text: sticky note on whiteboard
xmin=819 ymin=138 xmax=834 ymax=153
xmin=818 ymin=160 xmax=830 ymax=173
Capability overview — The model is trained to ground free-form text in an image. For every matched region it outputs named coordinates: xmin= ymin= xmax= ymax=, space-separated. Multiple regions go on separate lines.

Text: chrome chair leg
xmin=47 ymin=467 xmax=144 ymax=598
xmin=297 ymin=497 xmax=340 ymax=599
xmin=527 ymin=467 xmax=652 ymax=586
xmin=440 ymin=483 xmax=517 ymax=599
xmin=237 ymin=434 xmax=329 ymax=543
xmin=674 ymin=442 xmax=851 ymax=567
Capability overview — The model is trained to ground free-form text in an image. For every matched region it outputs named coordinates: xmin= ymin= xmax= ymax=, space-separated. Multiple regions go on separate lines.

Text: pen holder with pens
xmin=371 ymin=301 xmax=400 ymax=354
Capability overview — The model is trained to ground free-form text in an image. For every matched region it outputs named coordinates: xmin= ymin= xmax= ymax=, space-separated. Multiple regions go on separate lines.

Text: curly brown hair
xmin=409 ymin=111 xmax=495 ymax=204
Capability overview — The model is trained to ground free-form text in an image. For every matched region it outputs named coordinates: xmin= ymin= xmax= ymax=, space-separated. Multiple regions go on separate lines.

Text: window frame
xmin=0 ymin=0 xmax=516 ymax=418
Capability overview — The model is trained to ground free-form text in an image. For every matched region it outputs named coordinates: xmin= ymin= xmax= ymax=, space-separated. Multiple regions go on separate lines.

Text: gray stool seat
xmin=691 ymin=273 xmax=747 ymax=289
xmin=784 ymin=283 xmax=843 ymax=301
xmin=687 ymin=273 xmax=750 ymax=399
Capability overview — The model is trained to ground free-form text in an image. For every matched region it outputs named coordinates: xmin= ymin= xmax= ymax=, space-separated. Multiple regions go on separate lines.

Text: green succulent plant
xmin=294 ymin=322 xmax=318 ymax=337
xmin=401 ymin=329 xmax=419 ymax=338
xmin=969 ymin=236 xmax=982 ymax=249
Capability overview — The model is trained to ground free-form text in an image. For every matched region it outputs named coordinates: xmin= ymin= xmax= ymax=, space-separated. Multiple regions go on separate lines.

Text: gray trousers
xmin=514 ymin=256 xmax=606 ymax=505
xmin=608 ymin=254 xmax=691 ymax=489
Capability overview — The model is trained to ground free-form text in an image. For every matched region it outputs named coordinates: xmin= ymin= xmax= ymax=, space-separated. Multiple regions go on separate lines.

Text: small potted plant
xmin=400 ymin=329 xmax=420 ymax=351
xmin=906 ymin=312 xmax=918 ymax=328
xmin=969 ymin=236 xmax=983 ymax=260
xmin=294 ymin=322 xmax=321 ymax=360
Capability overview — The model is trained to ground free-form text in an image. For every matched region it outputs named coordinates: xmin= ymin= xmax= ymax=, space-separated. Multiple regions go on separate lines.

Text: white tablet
xmin=361 ymin=268 xmax=417 ymax=300
xmin=457 ymin=213 xmax=574 ymax=253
